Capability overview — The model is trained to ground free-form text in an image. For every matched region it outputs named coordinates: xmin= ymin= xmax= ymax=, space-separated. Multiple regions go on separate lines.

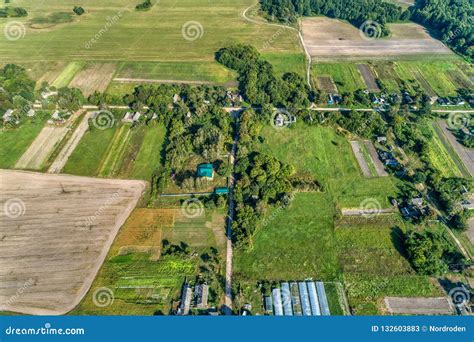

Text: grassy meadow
xmin=0 ymin=0 xmax=299 ymax=63
xmin=0 ymin=111 xmax=49 ymax=168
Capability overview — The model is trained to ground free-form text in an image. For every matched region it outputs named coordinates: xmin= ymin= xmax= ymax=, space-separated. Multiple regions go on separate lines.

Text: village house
xmin=2 ymin=109 xmax=14 ymax=123
xmin=196 ymin=163 xmax=214 ymax=180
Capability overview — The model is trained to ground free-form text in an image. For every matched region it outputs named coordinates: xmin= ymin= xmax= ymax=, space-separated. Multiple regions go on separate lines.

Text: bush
xmin=73 ymin=6 xmax=85 ymax=16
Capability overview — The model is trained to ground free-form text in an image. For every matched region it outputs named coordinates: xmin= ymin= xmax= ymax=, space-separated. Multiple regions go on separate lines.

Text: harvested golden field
xmin=0 ymin=170 xmax=145 ymax=315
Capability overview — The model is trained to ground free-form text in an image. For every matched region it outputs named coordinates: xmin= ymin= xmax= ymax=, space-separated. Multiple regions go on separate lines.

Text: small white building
xmin=122 ymin=111 xmax=141 ymax=123
xmin=51 ymin=111 xmax=61 ymax=120
xmin=41 ymin=90 xmax=58 ymax=99
xmin=2 ymin=109 xmax=14 ymax=122
xmin=173 ymin=94 xmax=180 ymax=104
xmin=27 ymin=109 xmax=36 ymax=117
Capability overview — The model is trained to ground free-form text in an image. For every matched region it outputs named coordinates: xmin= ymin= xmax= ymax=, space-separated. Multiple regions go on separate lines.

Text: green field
xmin=234 ymin=193 xmax=341 ymax=282
xmin=0 ymin=0 xmax=299 ymax=63
xmin=0 ymin=112 xmax=48 ymax=168
xmin=63 ymin=123 xmax=118 ymax=176
xmin=312 ymin=63 xmax=365 ymax=93
xmin=425 ymin=125 xmax=463 ymax=178
xmin=254 ymin=124 xmax=397 ymax=208
xmin=233 ymin=123 xmax=446 ymax=314
xmin=314 ymin=59 xmax=472 ymax=97
xmin=64 ymin=120 xmax=166 ymax=180
xmin=334 ymin=216 xmax=444 ymax=314
xmin=261 ymin=52 xmax=306 ymax=76
xmin=115 ymin=61 xmax=236 ymax=84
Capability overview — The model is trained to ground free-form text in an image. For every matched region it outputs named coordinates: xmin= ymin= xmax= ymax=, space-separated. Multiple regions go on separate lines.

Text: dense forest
xmin=260 ymin=0 xmax=407 ymax=36
xmin=410 ymin=0 xmax=473 ymax=60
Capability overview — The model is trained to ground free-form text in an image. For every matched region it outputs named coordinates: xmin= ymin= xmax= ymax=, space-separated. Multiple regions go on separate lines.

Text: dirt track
xmin=302 ymin=18 xmax=451 ymax=59
xmin=357 ymin=64 xmax=379 ymax=92
xmin=0 ymin=170 xmax=145 ymax=315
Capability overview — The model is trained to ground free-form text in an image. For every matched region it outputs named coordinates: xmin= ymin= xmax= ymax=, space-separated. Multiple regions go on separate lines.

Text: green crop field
xmin=64 ymin=120 xmax=166 ymax=180
xmin=426 ymin=125 xmax=463 ymax=178
xmin=63 ymin=122 xmax=118 ymax=176
xmin=115 ymin=61 xmax=236 ymax=84
xmin=312 ymin=62 xmax=365 ymax=93
xmin=0 ymin=0 xmax=300 ymax=85
xmin=0 ymin=111 xmax=49 ymax=168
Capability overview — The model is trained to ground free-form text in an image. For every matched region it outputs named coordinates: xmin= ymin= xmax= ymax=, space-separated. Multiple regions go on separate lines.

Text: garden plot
xmin=302 ymin=18 xmax=451 ymax=59
xmin=357 ymin=64 xmax=379 ymax=92
xmin=316 ymin=76 xmax=338 ymax=93
xmin=15 ymin=111 xmax=82 ymax=170
xmin=364 ymin=141 xmax=388 ymax=177
xmin=350 ymin=141 xmax=371 ymax=177
xmin=69 ymin=63 xmax=117 ymax=97
xmin=384 ymin=297 xmax=454 ymax=315
xmin=0 ymin=170 xmax=145 ymax=315
xmin=48 ymin=112 xmax=95 ymax=174
xmin=435 ymin=120 xmax=474 ymax=177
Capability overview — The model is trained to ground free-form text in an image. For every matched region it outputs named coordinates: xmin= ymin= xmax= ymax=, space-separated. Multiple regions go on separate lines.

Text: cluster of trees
xmin=0 ymin=6 xmax=28 ymax=17
xmin=136 ymin=0 xmax=153 ymax=11
xmin=328 ymin=110 xmax=387 ymax=139
xmin=133 ymin=84 xmax=233 ymax=195
xmin=0 ymin=64 xmax=35 ymax=124
xmin=410 ymin=0 xmax=473 ymax=60
xmin=230 ymin=108 xmax=321 ymax=246
xmin=216 ymin=44 xmax=311 ymax=108
xmin=404 ymin=230 xmax=464 ymax=275
xmin=260 ymin=0 xmax=408 ymax=35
